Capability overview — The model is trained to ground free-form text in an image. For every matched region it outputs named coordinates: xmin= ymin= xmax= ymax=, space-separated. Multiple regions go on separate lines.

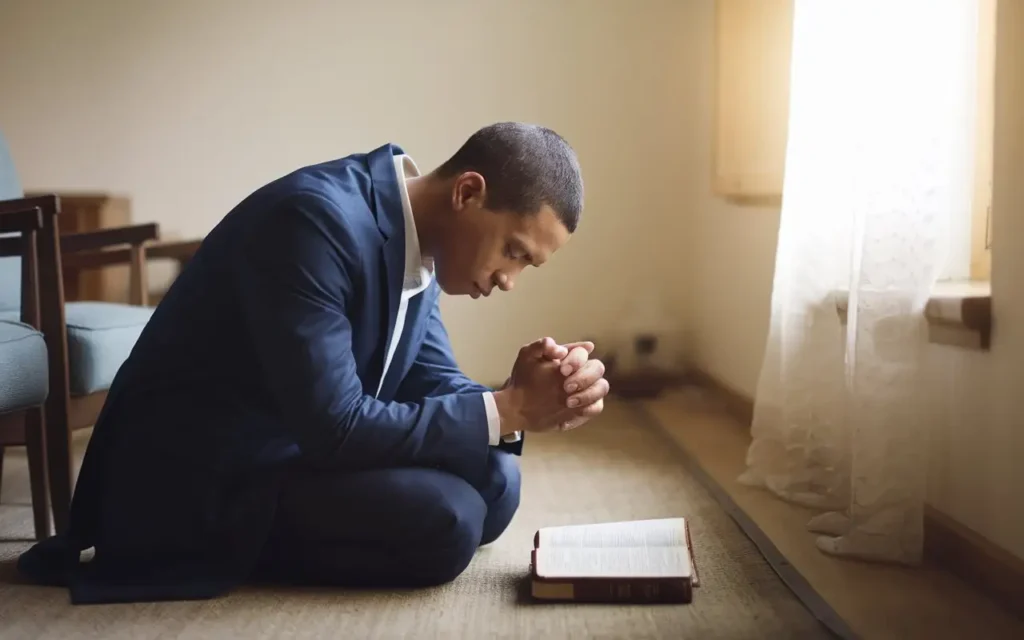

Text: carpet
xmin=0 ymin=402 xmax=833 ymax=639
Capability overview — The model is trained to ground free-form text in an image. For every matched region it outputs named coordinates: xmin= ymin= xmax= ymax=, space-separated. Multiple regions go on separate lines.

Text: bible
xmin=529 ymin=517 xmax=699 ymax=604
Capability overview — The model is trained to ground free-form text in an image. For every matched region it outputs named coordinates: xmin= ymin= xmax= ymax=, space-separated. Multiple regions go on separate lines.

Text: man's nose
xmin=496 ymin=272 xmax=515 ymax=292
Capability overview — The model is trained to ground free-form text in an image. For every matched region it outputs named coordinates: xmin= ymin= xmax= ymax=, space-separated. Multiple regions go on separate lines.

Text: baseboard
xmin=679 ymin=369 xmax=755 ymax=427
xmin=606 ymin=369 xmax=687 ymax=399
xmin=682 ymin=368 xmax=1024 ymax=619
xmin=923 ymin=506 xmax=1024 ymax=618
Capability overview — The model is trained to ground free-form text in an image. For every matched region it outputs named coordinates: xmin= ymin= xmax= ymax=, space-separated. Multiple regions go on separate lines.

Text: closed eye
xmin=505 ymin=241 xmax=535 ymax=266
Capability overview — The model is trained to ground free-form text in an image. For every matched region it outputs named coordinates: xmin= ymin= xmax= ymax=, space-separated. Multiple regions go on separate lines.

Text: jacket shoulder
xmin=257 ymin=155 xmax=381 ymax=244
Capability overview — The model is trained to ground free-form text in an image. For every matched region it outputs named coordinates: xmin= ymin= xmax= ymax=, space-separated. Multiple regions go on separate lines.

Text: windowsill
xmin=834 ymin=281 xmax=992 ymax=351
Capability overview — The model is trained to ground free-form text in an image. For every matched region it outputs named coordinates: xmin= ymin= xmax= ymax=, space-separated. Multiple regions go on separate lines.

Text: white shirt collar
xmin=394 ymin=154 xmax=433 ymax=294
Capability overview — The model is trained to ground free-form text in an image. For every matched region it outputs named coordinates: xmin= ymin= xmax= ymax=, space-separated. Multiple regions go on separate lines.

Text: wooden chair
xmin=0 ymin=205 xmax=52 ymax=540
xmin=22 ymin=192 xmax=202 ymax=306
xmin=0 ymin=131 xmax=203 ymax=535
xmin=0 ymin=138 xmax=166 ymax=537
xmin=0 ymin=194 xmax=162 ymax=535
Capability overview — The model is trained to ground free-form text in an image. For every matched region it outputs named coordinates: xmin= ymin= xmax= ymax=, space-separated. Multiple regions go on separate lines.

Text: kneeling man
xmin=19 ymin=122 xmax=609 ymax=604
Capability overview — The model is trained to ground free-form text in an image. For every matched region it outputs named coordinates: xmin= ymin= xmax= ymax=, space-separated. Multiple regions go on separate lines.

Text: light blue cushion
xmin=0 ymin=256 xmax=21 ymax=314
xmin=0 ymin=302 xmax=153 ymax=397
xmin=0 ymin=319 xmax=48 ymax=414
xmin=0 ymin=135 xmax=151 ymax=400
xmin=64 ymin=302 xmax=154 ymax=396
xmin=0 ymin=130 xmax=26 ymax=313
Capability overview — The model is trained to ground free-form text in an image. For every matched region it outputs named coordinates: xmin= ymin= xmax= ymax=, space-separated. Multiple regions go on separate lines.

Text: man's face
xmin=433 ymin=174 xmax=571 ymax=298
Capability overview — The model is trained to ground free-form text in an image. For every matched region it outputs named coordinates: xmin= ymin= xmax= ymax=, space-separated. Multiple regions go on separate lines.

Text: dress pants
xmin=253 ymin=448 xmax=521 ymax=587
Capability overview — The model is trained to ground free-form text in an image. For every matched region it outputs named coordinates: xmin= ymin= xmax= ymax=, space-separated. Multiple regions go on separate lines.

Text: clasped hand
xmin=493 ymin=337 xmax=610 ymax=436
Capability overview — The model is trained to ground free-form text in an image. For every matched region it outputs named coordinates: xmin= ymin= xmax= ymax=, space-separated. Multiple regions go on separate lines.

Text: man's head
xmin=413 ymin=122 xmax=583 ymax=298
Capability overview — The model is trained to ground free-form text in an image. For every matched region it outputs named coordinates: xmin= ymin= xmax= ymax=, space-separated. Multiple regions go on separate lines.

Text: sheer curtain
xmin=740 ymin=0 xmax=981 ymax=564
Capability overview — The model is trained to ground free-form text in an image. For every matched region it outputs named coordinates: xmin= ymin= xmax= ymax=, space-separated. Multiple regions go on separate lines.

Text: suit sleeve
xmin=232 ymin=192 xmax=491 ymax=485
xmin=394 ymin=293 xmax=524 ymax=455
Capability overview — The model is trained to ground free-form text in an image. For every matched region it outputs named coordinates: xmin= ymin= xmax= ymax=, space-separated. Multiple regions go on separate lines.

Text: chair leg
xmin=24 ymin=409 xmax=52 ymax=540
xmin=0 ymin=445 xmax=5 ymax=500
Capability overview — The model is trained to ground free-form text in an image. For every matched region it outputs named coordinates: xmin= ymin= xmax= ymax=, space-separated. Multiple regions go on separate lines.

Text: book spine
xmin=578 ymin=578 xmax=691 ymax=604
xmin=684 ymin=522 xmax=700 ymax=588
xmin=535 ymin=578 xmax=692 ymax=604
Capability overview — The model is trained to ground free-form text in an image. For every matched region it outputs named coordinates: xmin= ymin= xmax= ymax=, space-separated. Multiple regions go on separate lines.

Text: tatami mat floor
xmin=3 ymin=392 xmax=1018 ymax=639
xmin=0 ymin=401 xmax=829 ymax=639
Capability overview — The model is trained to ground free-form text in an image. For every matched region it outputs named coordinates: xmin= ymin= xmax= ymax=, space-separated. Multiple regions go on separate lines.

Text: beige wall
xmin=680 ymin=0 xmax=784 ymax=395
xmin=687 ymin=1 xmax=1024 ymax=560
xmin=0 ymin=0 xmax=700 ymax=385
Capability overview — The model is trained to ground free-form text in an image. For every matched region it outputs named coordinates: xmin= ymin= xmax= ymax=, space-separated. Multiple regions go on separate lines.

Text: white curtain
xmin=740 ymin=0 xmax=981 ymax=564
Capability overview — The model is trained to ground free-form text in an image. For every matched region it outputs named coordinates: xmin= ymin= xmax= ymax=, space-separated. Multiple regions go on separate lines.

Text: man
xmin=19 ymin=122 xmax=609 ymax=604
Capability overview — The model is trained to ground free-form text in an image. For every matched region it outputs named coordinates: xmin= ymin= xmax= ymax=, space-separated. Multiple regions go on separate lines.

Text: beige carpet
xmin=0 ymin=402 xmax=831 ymax=639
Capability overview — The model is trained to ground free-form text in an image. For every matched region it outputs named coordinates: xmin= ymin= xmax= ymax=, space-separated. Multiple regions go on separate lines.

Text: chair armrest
xmin=148 ymin=238 xmax=202 ymax=262
xmin=60 ymin=249 xmax=134 ymax=270
xmin=0 ymin=196 xmax=59 ymax=259
xmin=60 ymin=223 xmax=159 ymax=253
xmin=0 ymin=206 xmax=43 ymax=233
xmin=23 ymin=191 xmax=125 ymax=211
xmin=60 ymin=236 xmax=202 ymax=271
xmin=0 ymin=194 xmax=59 ymax=217
xmin=0 ymin=206 xmax=44 ymax=257
xmin=58 ymin=224 xmax=158 ymax=307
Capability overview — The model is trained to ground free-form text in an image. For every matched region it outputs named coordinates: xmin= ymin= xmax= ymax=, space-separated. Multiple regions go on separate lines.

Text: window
xmin=970 ymin=0 xmax=996 ymax=282
xmin=713 ymin=0 xmax=793 ymax=207
xmin=715 ymin=0 xmax=996 ymax=284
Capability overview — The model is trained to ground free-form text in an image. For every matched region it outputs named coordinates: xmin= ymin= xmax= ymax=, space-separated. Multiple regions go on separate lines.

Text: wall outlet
xmin=635 ymin=333 xmax=659 ymax=356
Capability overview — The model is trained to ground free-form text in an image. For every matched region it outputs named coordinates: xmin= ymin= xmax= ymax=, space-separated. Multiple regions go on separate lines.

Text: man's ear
xmin=452 ymin=172 xmax=486 ymax=212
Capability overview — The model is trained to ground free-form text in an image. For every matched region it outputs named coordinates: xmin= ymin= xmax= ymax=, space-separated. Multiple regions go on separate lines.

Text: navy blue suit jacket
xmin=18 ymin=143 xmax=522 ymax=604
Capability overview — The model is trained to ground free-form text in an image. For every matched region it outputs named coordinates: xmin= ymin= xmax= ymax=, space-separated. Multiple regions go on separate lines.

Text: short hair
xmin=435 ymin=122 xmax=584 ymax=232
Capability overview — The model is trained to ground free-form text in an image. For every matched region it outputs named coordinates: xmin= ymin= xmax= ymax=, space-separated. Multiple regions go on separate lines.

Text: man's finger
xmin=559 ymin=346 xmax=590 ymax=376
xmin=566 ymin=378 xmax=610 ymax=410
xmin=537 ymin=340 xmax=595 ymax=363
xmin=541 ymin=340 xmax=569 ymax=361
xmin=522 ymin=337 xmax=557 ymax=359
xmin=559 ymin=341 xmax=595 ymax=355
xmin=557 ymin=415 xmax=589 ymax=431
xmin=564 ymin=359 xmax=606 ymax=393
xmin=552 ymin=408 xmax=586 ymax=429
xmin=556 ymin=397 xmax=605 ymax=431
xmin=577 ymin=397 xmax=604 ymax=418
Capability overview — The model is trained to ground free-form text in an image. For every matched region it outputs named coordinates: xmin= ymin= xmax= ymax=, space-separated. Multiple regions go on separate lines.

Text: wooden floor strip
xmin=630 ymin=400 xmax=859 ymax=640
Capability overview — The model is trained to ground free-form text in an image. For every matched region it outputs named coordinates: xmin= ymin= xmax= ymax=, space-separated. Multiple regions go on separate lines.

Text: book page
xmin=538 ymin=518 xmax=686 ymax=549
xmin=535 ymin=546 xmax=692 ymax=579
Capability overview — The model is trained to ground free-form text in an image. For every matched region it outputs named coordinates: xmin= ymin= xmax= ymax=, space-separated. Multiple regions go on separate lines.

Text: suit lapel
xmin=378 ymin=286 xmax=432 ymax=400
xmin=378 ymin=235 xmax=404 ymax=394
xmin=367 ymin=143 xmax=407 ymax=393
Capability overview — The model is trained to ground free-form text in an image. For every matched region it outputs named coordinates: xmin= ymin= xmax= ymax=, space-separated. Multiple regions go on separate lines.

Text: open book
xmin=529 ymin=518 xmax=699 ymax=604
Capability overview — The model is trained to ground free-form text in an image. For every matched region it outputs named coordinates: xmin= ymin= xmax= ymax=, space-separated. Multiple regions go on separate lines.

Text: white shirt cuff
xmin=482 ymin=391 xmax=521 ymax=446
